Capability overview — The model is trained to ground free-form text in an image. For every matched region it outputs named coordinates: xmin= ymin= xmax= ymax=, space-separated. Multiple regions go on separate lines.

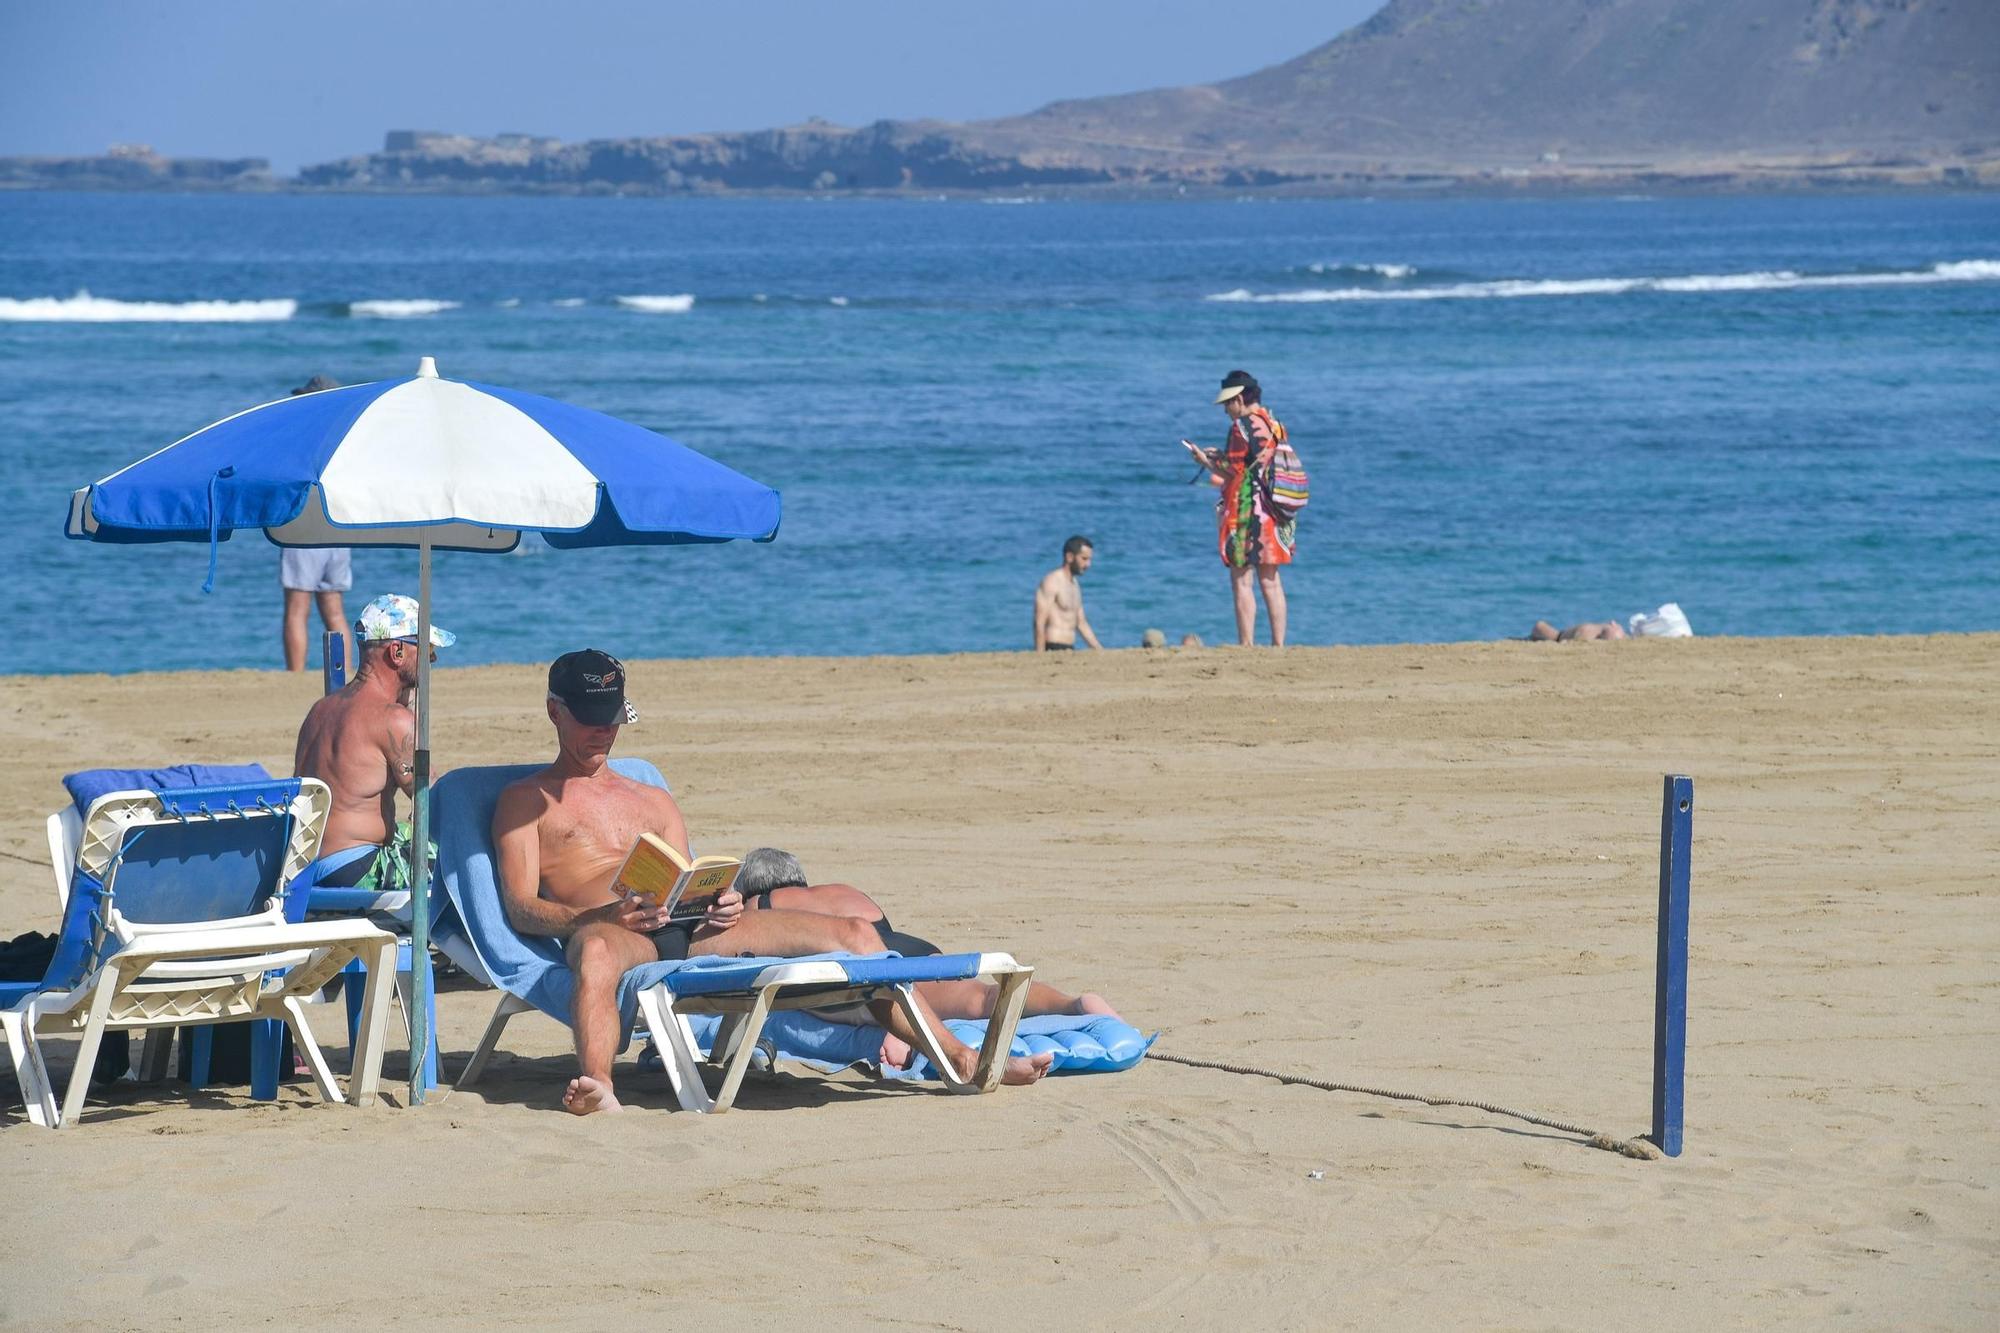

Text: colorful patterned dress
xmin=1218 ymin=405 xmax=1296 ymax=569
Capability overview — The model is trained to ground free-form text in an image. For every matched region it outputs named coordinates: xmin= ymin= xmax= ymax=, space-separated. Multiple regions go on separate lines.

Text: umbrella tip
xmin=416 ymin=356 xmax=439 ymax=379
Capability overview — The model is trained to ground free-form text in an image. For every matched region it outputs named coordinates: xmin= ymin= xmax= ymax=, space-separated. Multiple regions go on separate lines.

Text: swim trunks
xmin=303 ymin=822 xmax=434 ymax=912
xmin=280 ymin=547 xmax=354 ymax=593
xmin=1042 ymin=642 xmax=1074 ymax=651
xmin=313 ymin=844 xmax=381 ymax=889
xmin=648 ymin=921 xmax=695 ymax=961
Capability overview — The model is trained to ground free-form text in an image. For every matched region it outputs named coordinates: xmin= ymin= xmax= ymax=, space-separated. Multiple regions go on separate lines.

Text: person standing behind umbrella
xmin=279 ymin=374 xmax=354 ymax=672
xmin=1182 ymin=369 xmax=1294 ymax=647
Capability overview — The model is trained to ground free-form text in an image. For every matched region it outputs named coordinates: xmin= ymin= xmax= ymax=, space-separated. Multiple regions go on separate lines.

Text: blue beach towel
xmin=64 ymin=762 xmax=273 ymax=813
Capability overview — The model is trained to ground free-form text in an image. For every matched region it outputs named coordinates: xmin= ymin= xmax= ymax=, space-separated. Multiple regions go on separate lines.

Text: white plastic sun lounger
xmin=2 ymin=778 xmax=397 ymax=1129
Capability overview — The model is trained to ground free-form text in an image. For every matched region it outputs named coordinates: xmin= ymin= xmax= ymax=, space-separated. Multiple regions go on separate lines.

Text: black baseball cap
xmin=548 ymin=649 xmax=638 ymax=725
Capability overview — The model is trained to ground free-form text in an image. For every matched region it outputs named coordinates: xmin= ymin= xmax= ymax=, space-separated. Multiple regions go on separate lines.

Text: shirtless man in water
xmin=294 ymin=594 xmax=455 ymax=886
xmin=1033 ymin=535 xmax=1101 ymax=651
xmin=493 ymin=649 xmax=1055 ymax=1115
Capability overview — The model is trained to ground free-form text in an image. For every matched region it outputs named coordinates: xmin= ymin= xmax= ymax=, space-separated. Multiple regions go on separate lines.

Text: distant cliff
xmin=0 ymin=145 xmax=271 ymax=190
xmin=12 ymin=1 xmax=1998 ymax=195
xmin=294 ymin=122 xmax=1115 ymax=193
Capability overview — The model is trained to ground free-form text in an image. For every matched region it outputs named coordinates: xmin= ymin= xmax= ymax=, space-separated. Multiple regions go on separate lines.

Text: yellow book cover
xmin=611 ymin=834 xmax=742 ymax=919
xmin=612 ymin=833 xmax=689 ymax=907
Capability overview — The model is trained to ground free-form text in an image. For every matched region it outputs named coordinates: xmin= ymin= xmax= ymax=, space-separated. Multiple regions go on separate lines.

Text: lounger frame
xmin=456 ymin=953 xmax=1034 ymax=1114
xmin=4 ymin=781 xmax=398 ymax=1129
xmin=640 ymin=952 xmax=1035 ymax=1114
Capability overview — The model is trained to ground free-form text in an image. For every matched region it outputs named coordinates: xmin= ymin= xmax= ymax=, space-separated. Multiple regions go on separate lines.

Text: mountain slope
xmin=966 ymin=0 xmax=1999 ymax=171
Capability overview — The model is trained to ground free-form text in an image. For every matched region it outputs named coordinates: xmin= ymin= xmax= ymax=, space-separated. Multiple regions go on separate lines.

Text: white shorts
xmin=279 ymin=547 xmax=353 ymax=593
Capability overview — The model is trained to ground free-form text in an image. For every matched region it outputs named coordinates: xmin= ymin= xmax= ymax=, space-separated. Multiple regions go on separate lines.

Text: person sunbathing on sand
xmin=735 ymin=847 xmax=1118 ymax=1070
xmin=1529 ymin=618 xmax=1628 ymax=642
xmin=492 ymin=649 xmax=1055 ymax=1116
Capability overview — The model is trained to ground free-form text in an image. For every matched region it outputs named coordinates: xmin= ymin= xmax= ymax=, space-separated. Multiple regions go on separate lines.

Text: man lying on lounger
xmin=493 ymin=649 xmax=1057 ymax=1116
xmin=735 ymin=847 xmax=1119 ymax=1071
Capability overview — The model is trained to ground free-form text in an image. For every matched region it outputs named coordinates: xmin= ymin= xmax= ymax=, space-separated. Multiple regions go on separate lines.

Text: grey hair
xmin=739 ymin=847 xmax=808 ymax=896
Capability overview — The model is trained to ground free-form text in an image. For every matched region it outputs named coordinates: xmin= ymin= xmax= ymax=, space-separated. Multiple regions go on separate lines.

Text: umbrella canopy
xmin=68 ymin=356 xmax=781 ymax=553
xmin=65 ymin=357 xmax=782 ymax=1104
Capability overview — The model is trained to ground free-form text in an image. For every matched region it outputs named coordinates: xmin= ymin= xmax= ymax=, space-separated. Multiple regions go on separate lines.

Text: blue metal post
xmin=322 ymin=629 xmax=348 ymax=692
xmin=249 ymin=1018 xmax=281 ymax=1100
xmin=1652 ymin=774 xmax=1692 ymax=1157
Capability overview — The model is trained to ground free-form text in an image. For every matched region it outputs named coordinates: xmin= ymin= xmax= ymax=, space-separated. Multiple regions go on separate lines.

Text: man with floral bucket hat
xmin=294 ymin=593 xmax=458 ymax=900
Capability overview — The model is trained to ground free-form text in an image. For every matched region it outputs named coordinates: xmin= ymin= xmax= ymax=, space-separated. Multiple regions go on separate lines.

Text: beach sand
xmin=1 ymin=634 xmax=1994 ymax=1329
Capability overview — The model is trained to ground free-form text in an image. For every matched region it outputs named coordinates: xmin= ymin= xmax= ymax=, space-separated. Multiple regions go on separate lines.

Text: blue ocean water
xmin=1 ymin=189 xmax=1996 ymax=675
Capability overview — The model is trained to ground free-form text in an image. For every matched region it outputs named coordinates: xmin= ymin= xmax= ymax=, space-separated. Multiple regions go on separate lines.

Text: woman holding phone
xmin=1183 ymin=369 xmax=1294 ymax=647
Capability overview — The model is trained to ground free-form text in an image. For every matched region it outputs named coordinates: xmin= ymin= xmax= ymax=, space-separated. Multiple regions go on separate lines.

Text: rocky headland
xmin=9 ymin=0 xmax=1997 ymax=196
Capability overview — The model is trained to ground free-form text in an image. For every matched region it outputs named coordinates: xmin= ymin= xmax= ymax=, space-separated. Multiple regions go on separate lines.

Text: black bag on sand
xmin=1 ymin=930 xmax=130 ymax=1082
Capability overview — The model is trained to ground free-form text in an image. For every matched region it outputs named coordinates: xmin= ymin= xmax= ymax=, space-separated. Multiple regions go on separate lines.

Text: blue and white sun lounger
xmin=432 ymin=760 xmax=1034 ymax=1114
xmin=2 ymin=778 xmax=397 ymax=1129
xmin=639 ymin=950 xmax=1033 ymax=1113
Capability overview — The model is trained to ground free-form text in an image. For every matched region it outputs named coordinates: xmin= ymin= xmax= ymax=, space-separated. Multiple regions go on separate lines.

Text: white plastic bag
xmin=1628 ymin=602 xmax=1693 ymax=638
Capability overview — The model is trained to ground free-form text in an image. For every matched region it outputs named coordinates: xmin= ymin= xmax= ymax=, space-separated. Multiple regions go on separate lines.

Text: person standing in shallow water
xmin=1183 ymin=369 xmax=1294 ymax=646
xmin=279 ymin=374 xmax=355 ymax=672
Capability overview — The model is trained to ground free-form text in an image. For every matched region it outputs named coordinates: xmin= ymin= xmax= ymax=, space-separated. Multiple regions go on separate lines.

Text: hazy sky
xmin=1 ymin=1 xmax=1387 ymax=172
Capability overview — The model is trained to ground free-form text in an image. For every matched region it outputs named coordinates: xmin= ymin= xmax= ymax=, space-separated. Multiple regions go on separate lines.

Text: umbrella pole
xmin=410 ymin=534 xmax=434 ymax=1106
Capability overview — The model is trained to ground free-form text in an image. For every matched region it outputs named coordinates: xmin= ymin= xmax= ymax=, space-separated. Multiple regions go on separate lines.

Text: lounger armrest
xmin=109 ymin=920 xmax=395 ymax=969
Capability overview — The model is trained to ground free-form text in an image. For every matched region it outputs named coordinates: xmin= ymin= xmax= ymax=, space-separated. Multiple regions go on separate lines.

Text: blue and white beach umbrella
xmin=67 ymin=356 xmax=782 ymax=1103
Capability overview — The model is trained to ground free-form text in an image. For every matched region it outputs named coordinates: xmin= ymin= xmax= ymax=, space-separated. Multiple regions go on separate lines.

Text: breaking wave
xmin=1303 ymin=262 xmax=1417 ymax=279
xmin=0 ymin=291 xmax=297 ymax=322
xmin=614 ymin=293 xmax=696 ymax=314
xmin=1209 ymin=259 xmax=2000 ymax=304
xmin=347 ymin=298 xmax=461 ymax=318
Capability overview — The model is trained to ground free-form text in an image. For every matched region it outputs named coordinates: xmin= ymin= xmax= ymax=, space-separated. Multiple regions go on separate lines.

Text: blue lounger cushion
xmin=664 ymin=952 xmax=987 ymax=997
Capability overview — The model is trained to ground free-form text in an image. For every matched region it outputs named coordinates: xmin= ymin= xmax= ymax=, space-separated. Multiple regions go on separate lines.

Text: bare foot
xmin=879 ymin=1033 xmax=915 ymax=1070
xmin=943 ymin=1045 xmax=1052 ymax=1087
xmin=1003 ymin=1051 xmax=1055 ymax=1085
xmin=1070 ymin=992 xmax=1120 ymax=1019
xmin=562 ymin=1075 xmax=622 ymax=1116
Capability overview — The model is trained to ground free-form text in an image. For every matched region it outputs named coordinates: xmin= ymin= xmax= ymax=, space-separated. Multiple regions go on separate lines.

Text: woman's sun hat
xmin=1214 ymin=369 xmax=1258 ymax=404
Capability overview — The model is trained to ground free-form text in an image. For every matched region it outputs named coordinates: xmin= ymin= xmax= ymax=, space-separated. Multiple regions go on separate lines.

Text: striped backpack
xmin=1252 ymin=409 xmax=1309 ymax=521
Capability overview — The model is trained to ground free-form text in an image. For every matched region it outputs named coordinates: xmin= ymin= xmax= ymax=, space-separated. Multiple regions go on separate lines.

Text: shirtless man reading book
xmin=493 ymin=649 xmax=1055 ymax=1115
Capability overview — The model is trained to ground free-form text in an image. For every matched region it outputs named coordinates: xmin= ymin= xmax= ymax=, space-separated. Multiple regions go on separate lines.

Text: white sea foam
xmin=828 ymin=295 xmax=849 ymax=306
xmin=1305 ymin=262 xmax=1416 ymax=278
xmin=0 ymin=290 xmax=297 ymax=322
xmin=348 ymin=298 xmax=461 ymax=318
xmin=615 ymin=293 xmax=695 ymax=314
xmin=1208 ymin=259 xmax=2000 ymax=304
xmin=552 ymin=297 xmax=587 ymax=307
xmin=496 ymin=297 xmax=521 ymax=308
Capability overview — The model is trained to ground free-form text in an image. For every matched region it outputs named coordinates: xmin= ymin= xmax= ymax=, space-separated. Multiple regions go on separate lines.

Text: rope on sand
xmin=1143 ymin=1050 xmax=1663 ymax=1161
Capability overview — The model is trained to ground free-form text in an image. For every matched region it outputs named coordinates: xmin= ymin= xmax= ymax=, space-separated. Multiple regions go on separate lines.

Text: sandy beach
xmin=1 ymin=634 xmax=1994 ymax=1329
